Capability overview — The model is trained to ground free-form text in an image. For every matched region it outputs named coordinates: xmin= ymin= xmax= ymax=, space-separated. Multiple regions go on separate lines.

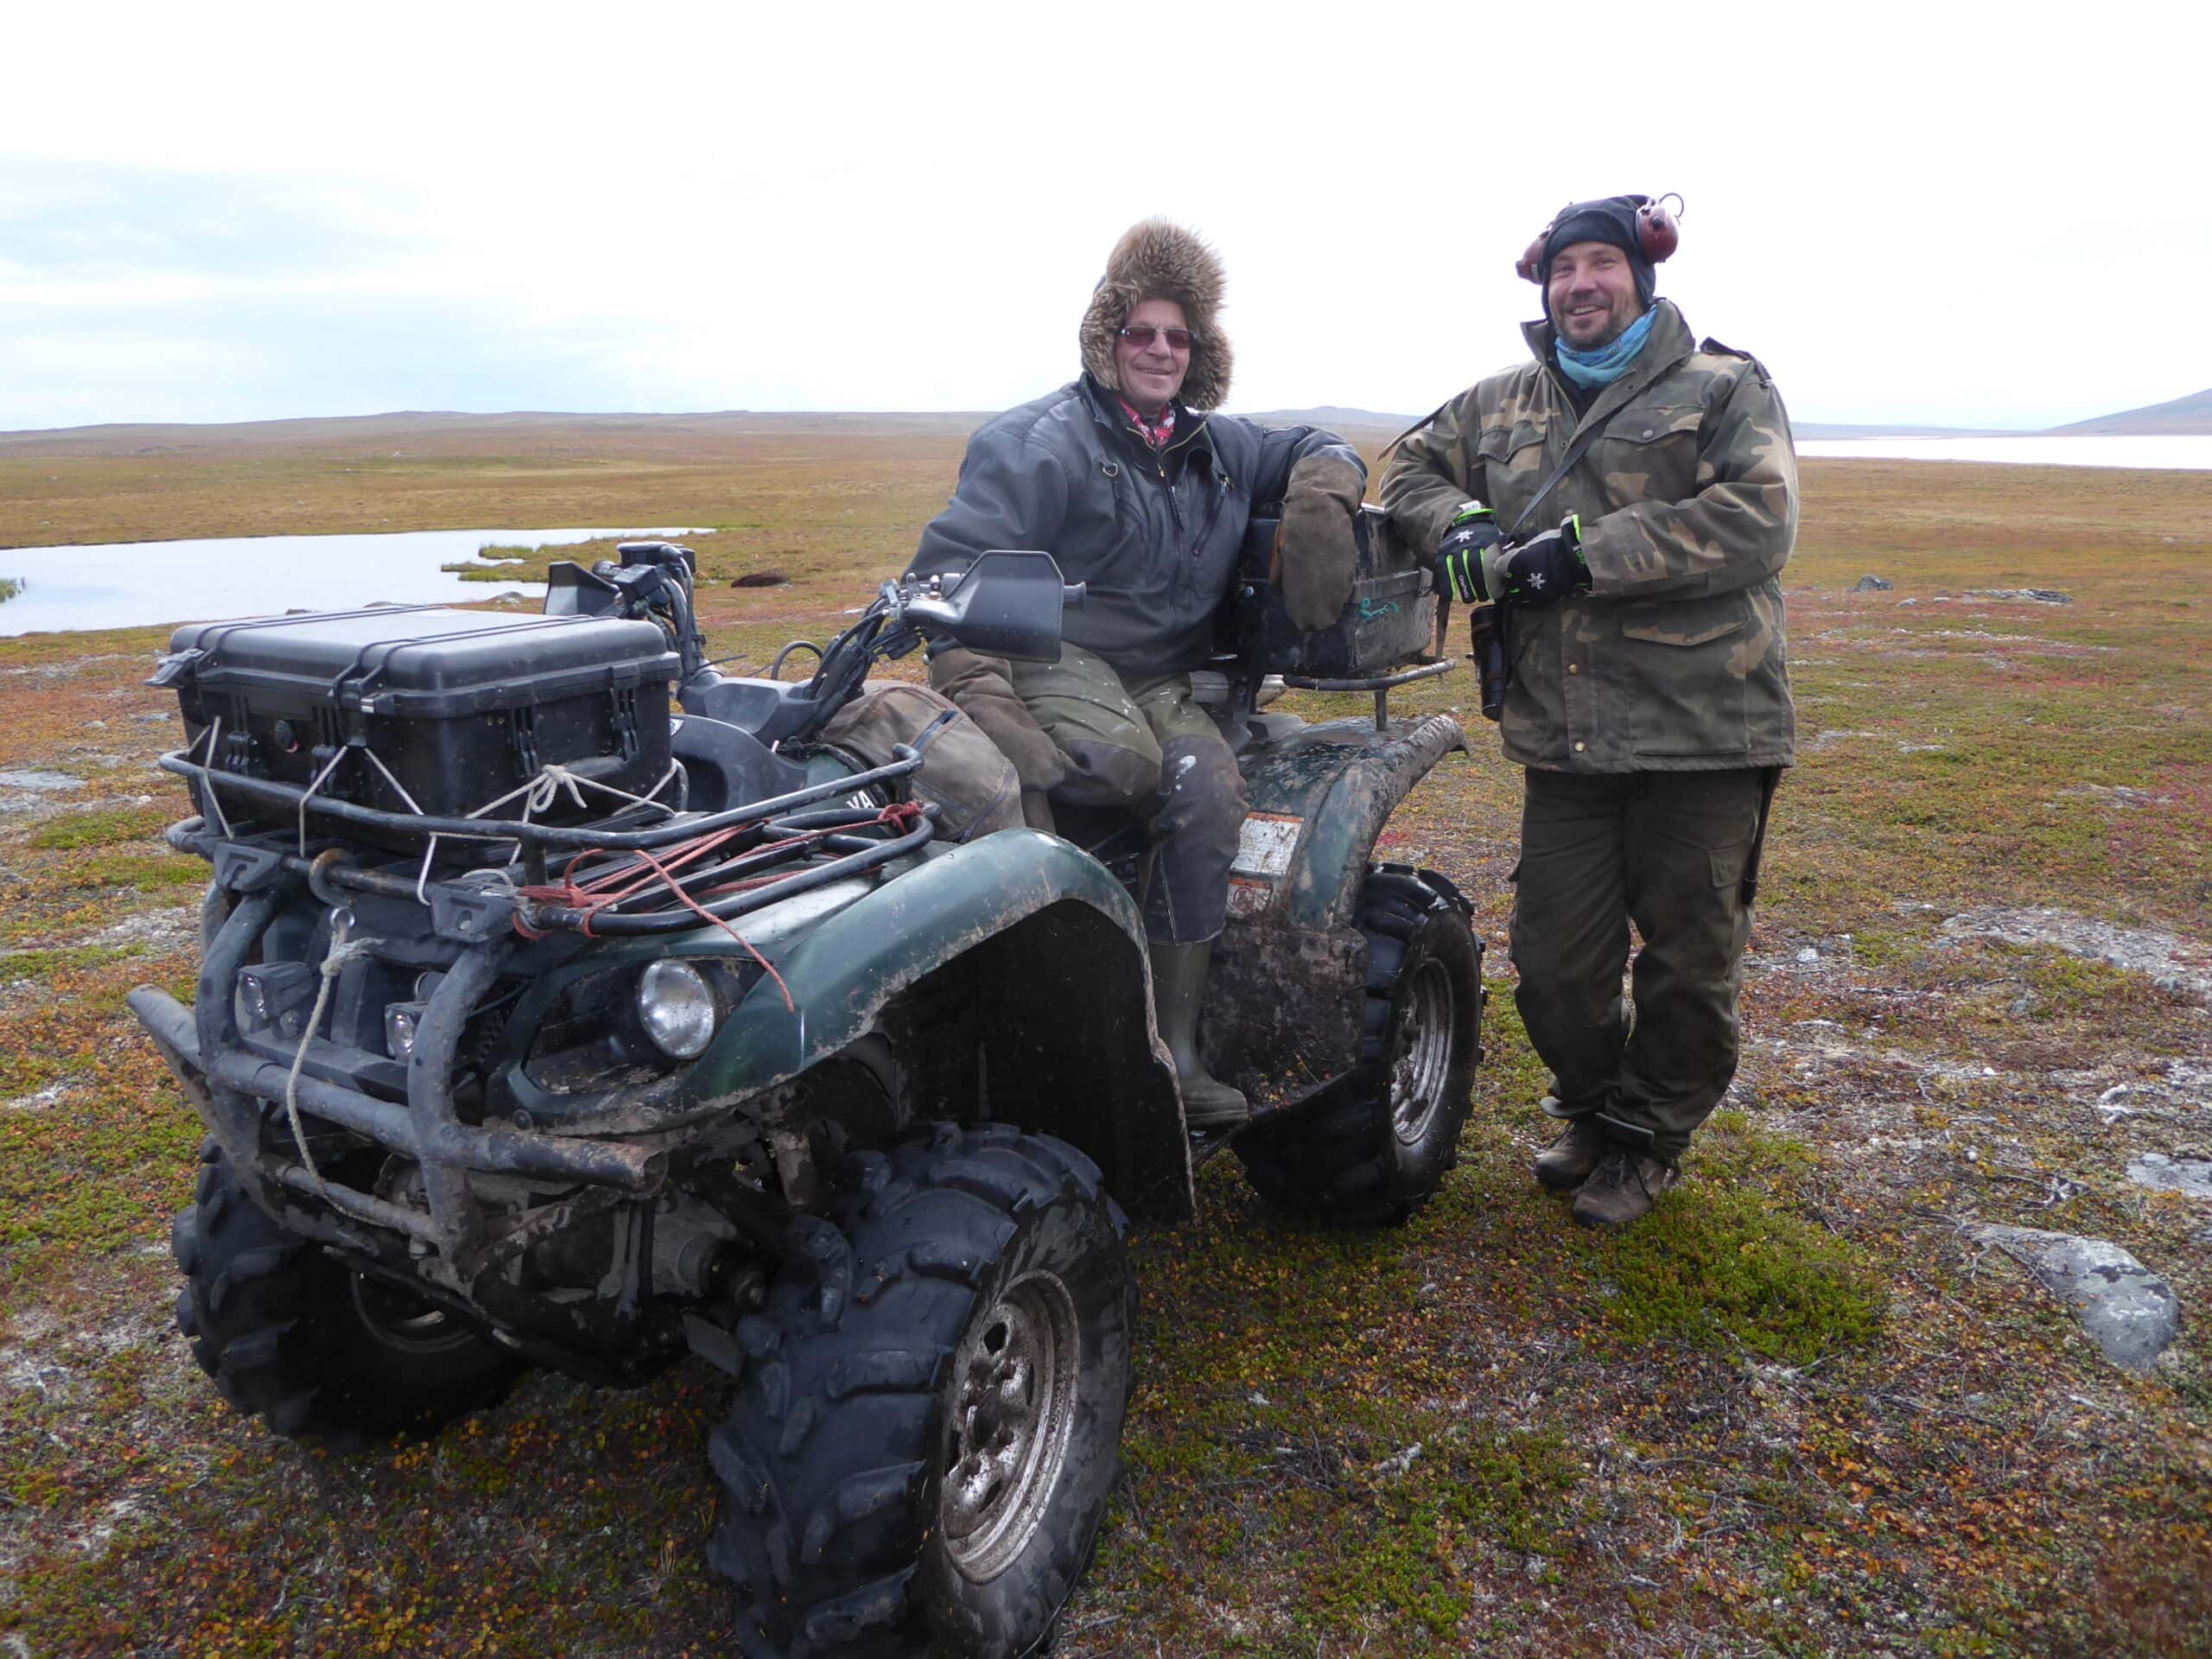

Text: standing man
xmin=912 ymin=218 xmax=1366 ymax=1130
xmin=1381 ymin=194 xmax=1796 ymax=1227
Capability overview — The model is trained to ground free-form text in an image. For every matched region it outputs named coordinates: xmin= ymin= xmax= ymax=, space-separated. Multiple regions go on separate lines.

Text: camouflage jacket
xmin=1380 ymin=301 xmax=1797 ymax=772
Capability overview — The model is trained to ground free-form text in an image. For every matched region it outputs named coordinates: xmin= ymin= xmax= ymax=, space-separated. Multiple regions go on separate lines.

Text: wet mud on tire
xmin=170 ymin=1139 xmax=520 ymax=1446
xmin=708 ymin=1121 xmax=1135 ymax=1659
xmin=1233 ymin=867 xmax=1484 ymax=1225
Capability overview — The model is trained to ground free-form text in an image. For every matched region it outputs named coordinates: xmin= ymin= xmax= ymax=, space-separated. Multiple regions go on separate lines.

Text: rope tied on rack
xmin=283 ymin=907 xmax=384 ymax=1193
xmin=410 ymin=757 xmax=685 ymax=903
xmin=510 ymin=798 xmax=932 ymax=1010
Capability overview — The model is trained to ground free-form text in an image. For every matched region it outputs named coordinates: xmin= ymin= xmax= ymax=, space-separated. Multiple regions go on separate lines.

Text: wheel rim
xmin=939 ymin=1268 xmax=1081 ymax=1582
xmin=1389 ymin=957 xmax=1458 ymax=1146
xmin=347 ymin=1274 xmax=479 ymax=1357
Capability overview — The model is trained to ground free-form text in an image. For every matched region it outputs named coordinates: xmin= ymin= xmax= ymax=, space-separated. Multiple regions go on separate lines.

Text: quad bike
xmin=130 ymin=512 xmax=1483 ymax=1657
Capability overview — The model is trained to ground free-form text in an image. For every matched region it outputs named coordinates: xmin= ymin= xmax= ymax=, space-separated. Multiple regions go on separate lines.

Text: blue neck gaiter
xmin=1554 ymin=306 xmax=1657 ymax=389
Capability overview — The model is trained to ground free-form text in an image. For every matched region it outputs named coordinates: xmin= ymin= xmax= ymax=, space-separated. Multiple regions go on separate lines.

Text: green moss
xmin=2016 ymin=945 xmax=2138 ymax=1017
xmin=67 ymin=854 xmax=204 ymax=893
xmin=31 ymin=804 xmax=173 ymax=851
xmin=0 ymin=944 xmax=144 ymax=981
xmin=1586 ymin=1185 xmax=1883 ymax=1363
xmin=1848 ymin=925 xmax=1922 ymax=969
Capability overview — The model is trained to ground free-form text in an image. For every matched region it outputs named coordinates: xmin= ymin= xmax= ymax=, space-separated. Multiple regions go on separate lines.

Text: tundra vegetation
xmin=0 ymin=417 xmax=2207 ymax=1656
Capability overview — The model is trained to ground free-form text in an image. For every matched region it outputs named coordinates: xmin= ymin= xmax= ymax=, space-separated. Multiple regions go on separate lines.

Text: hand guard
xmin=1434 ymin=504 xmax=1502 ymax=604
xmin=1495 ymin=515 xmax=1589 ymax=609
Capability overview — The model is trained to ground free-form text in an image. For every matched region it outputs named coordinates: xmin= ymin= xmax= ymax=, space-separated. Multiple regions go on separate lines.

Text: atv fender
xmin=1230 ymin=713 xmax=1466 ymax=932
xmin=687 ymin=830 xmax=1190 ymax=1223
xmin=1205 ymin=712 xmax=1467 ymax=1091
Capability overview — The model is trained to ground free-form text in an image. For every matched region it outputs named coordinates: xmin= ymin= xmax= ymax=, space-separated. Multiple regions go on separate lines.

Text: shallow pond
xmin=0 ymin=526 xmax=707 ymax=637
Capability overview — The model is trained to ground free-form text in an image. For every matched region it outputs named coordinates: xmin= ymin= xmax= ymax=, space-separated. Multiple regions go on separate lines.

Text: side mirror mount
xmin=905 ymin=549 xmax=1072 ymax=663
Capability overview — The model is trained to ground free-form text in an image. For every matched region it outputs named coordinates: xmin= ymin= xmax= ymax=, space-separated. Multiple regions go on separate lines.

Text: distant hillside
xmin=2046 ymin=387 xmax=2212 ymax=435
xmin=1795 ymin=422 xmax=2022 ymax=439
xmin=0 ymin=409 xmax=997 ymax=456
xmin=1238 ymin=406 xmax=1418 ymax=433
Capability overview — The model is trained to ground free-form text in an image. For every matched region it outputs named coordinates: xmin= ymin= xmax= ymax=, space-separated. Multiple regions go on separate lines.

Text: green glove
xmin=1435 ymin=504 xmax=1502 ymax=604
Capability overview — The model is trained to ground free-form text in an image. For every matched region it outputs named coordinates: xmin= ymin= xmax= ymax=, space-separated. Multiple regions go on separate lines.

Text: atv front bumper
xmin=129 ymin=888 xmax=664 ymax=1257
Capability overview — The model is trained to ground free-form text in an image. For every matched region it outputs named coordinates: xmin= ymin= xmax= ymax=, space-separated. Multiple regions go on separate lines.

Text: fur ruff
xmin=1078 ymin=218 xmax=1233 ymax=410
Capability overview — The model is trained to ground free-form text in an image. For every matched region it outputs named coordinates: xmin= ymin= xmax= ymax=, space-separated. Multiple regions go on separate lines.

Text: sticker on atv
xmin=1231 ymin=811 xmax=1302 ymax=879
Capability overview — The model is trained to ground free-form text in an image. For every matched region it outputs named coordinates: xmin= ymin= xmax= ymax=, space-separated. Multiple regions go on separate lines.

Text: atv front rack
xmin=157 ymin=736 xmax=940 ymax=939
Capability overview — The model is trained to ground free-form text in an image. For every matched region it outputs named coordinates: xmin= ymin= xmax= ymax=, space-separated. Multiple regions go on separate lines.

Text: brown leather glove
xmin=1276 ymin=453 xmax=1364 ymax=631
xmin=926 ymin=646 xmax=1068 ymax=794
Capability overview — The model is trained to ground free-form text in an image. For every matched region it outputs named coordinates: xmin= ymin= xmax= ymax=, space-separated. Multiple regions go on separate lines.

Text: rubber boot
xmin=1148 ymin=941 xmax=1249 ymax=1132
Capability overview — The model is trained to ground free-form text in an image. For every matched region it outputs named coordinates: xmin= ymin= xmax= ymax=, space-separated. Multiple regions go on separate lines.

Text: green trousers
xmin=1007 ymin=644 xmax=1248 ymax=944
xmin=1510 ymin=766 xmax=1772 ymax=1163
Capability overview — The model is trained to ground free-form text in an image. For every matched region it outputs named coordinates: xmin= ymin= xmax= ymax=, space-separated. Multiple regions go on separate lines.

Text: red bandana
xmin=1116 ymin=397 xmax=1176 ymax=452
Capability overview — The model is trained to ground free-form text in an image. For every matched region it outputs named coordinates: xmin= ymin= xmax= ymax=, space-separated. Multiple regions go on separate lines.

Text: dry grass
xmin=1 ymin=417 xmax=2208 ymax=1657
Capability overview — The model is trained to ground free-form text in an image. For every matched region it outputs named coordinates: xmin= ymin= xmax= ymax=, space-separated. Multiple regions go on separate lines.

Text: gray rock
xmin=1968 ymin=1224 xmax=2178 ymax=1372
xmin=1938 ymin=906 xmax=2212 ymax=1007
xmin=0 ymin=770 xmax=82 ymax=791
xmin=1967 ymin=588 xmax=2071 ymax=604
xmin=2128 ymin=1153 xmax=2212 ymax=1201
xmin=1851 ymin=575 xmax=1893 ymax=592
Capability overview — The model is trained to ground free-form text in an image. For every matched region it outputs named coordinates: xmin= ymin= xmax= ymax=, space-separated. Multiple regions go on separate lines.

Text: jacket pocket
xmin=1592 ymin=404 xmax=1704 ymax=505
xmin=1616 ymin=597 xmax=1749 ymax=757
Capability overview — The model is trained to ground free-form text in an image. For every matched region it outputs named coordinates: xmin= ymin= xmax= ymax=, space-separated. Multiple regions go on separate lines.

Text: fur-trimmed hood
xmin=1078 ymin=218 xmax=1233 ymax=411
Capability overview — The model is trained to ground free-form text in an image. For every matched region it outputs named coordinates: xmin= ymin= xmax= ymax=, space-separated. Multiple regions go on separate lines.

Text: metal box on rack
xmin=1227 ymin=505 xmax=1439 ymax=677
xmin=154 ymin=607 xmax=680 ymax=842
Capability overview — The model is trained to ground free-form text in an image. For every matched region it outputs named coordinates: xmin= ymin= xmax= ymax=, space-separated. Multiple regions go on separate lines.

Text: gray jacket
xmin=912 ymin=375 xmax=1362 ymax=676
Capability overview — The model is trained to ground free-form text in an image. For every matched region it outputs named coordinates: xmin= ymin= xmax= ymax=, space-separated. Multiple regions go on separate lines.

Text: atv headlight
xmin=637 ymin=960 xmax=719 ymax=1059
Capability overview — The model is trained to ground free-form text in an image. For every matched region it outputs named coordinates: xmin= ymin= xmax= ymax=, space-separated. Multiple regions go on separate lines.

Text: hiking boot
xmin=1532 ymin=1116 xmax=1609 ymax=1194
xmin=1149 ymin=940 xmax=1249 ymax=1133
xmin=1570 ymin=1146 xmax=1681 ymax=1230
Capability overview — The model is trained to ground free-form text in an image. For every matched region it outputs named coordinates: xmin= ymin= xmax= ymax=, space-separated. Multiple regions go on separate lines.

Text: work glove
xmin=1276 ymin=453 xmax=1365 ymax=631
xmin=1434 ymin=504 xmax=1503 ymax=604
xmin=927 ymin=646 xmax=1067 ymax=794
xmin=1491 ymin=515 xmax=1590 ymax=609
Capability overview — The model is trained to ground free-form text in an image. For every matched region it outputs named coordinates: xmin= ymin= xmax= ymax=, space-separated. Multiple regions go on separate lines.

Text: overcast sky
xmin=3 ymin=1 xmax=2205 ymax=434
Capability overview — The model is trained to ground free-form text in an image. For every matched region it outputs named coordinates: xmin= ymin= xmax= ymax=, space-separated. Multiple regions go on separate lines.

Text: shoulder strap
xmin=1505 ymin=404 xmax=1623 ymax=537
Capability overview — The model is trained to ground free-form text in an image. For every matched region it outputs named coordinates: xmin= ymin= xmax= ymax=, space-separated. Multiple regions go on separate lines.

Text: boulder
xmin=1968 ymin=1224 xmax=2178 ymax=1373
xmin=2128 ymin=1153 xmax=2212 ymax=1201
xmin=1851 ymin=575 xmax=1893 ymax=592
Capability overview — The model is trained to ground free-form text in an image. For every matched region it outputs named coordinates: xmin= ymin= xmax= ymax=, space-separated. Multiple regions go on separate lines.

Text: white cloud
xmin=1 ymin=0 xmax=2206 ymax=429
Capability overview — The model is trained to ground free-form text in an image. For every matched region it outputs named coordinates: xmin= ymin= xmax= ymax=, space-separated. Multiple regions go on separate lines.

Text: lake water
xmin=0 ymin=526 xmax=708 ymax=637
xmin=1798 ymin=435 xmax=2212 ymax=470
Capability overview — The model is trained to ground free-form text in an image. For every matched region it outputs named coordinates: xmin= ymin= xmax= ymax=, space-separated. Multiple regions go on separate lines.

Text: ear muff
xmin=1516 ymin=194 xmax=1683 ymax=283
xmin=1635 ymin=194 xmax=1681 ymax=262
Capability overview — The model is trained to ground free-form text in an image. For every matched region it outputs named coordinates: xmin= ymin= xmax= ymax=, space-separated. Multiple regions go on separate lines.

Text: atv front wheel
xmin=1235 ymin=866 xmax=1483 ymax=1225
xmin=708 ymin=1122 xmax=1134 ymax=1659
xmin=170 ymin=1140 xmax=519 ymax=1444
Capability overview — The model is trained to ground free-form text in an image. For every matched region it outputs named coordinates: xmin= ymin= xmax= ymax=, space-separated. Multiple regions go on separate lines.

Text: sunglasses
xmin=1117 ymin=324 xmax=1194 ymax=352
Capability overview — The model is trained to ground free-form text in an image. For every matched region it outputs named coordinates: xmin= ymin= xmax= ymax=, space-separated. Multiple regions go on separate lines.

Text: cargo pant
xmin=1510 ymin=766 xmax=1775 ymax=1164
xmin=1007 ymin=643 xmax=1248 ymax=945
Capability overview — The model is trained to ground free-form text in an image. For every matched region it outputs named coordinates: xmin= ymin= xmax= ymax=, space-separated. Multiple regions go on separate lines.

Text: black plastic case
xmin=1229 ymin=505 xmax=1439 ymax=677
xmin=158 ymin=607 xmax=679 ymax=836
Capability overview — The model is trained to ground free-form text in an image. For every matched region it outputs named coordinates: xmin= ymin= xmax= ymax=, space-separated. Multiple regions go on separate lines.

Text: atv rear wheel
xmin=708 ymin=1122 xmax=1134 ymax=1659
xmin=170 ymin=1140 xmax=519 ymax=1445
xmin=1234 ymin=867 xmax=1483 ymax=1225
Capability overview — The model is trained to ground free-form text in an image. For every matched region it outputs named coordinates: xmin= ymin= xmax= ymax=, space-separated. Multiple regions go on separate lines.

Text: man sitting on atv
xmin=910 ymin=217 xmax=1366 ymax=1129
